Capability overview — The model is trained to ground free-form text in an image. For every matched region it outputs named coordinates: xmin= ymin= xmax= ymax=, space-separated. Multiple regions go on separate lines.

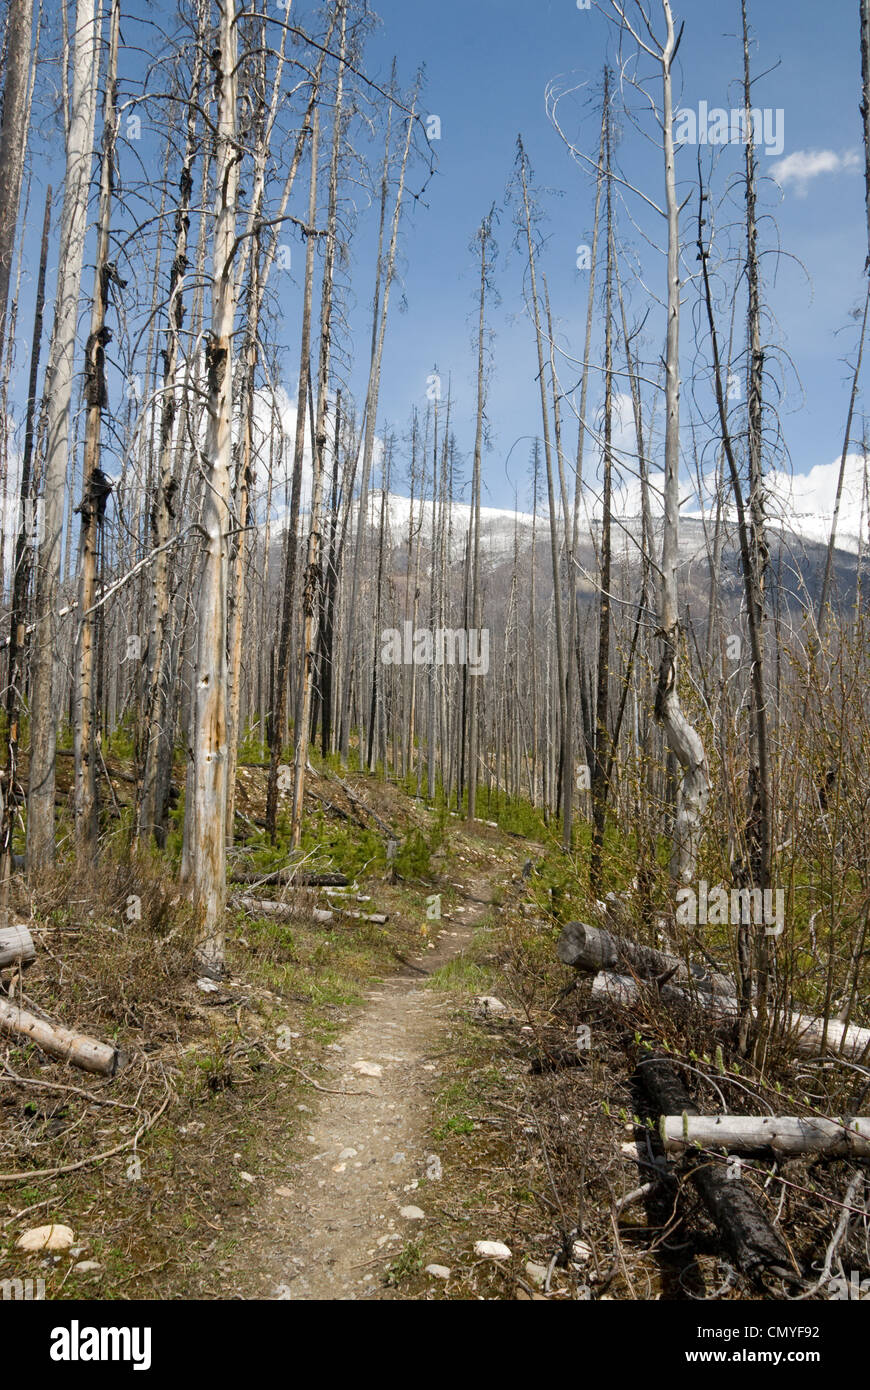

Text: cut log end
xmin=0 ymin=922 xmax=37 ymax=971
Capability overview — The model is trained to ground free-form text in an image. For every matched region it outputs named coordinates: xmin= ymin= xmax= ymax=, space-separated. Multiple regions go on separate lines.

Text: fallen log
xmin=662 ymin=1114 xmax=870 ymax=1159
xmin=0 ymin=997 xmax=122 ymax=1076
xmin=559 ymin=921 xmax=734 ymax=997
xmin=592 ymin=971 xmax=870 ymax=1060
xmin=638 ymin=1053 xmax=796 ymax=1280
xmin=230 ymin=869 xmax=349 ymax=888
xmin=0 ymin=923 xmax=36 ymax=970
xmin=231 ymin=895 xmax=297 ymax=921
xmin=231 ymin=896 xmax=385 ymax=926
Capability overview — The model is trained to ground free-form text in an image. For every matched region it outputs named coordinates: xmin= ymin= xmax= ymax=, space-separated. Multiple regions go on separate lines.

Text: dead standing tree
xmin=0 ymin=0 xmax=35 ymax=360
xmin=264 ymin=114 xmax=319 ymax=843
xmin=465 ymin=207 xmax=496 ymax=823
xmin=0 ymin=187 xmax=50 ymax=900
xmin=189 ymin=0 xmax=239 ymax=977
xmin=607 ymin=0 xmax=710 ymax=888
xmin=135 ymin=0 xmax=207 ymax=846
xmin=74 ymin=0 xmax=121 ymax=864
xmin=225 ymin=2 xmax=336 ymax=842
xmin=515 ymin=139 xmax=568 ymax=833
xmin=337 ymin=79 xmax=416 ymax=767
xmin=27 ymin=0 xmax=101 ymax=872
xmin=291 ymin=0 xmax=349 ymax=848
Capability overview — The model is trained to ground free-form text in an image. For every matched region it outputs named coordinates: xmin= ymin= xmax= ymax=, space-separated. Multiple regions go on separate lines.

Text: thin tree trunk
xmin=466 ymin=210 xmax=493 ymax=821
xmin=27 ymin=0 xmax=100 ymax=872
xmin=590 ymin=128 xmax=615 ymax=892
xmin=291 ymin=13 xmax=347 ymax=844
xmin=74 ymin=0 xmax=120 ymax=863
xmin=339 ymin=88 xmax=415 ymax=762
xmin=653 ymin=0 xmax=710 ymax=887
xmin=517 ymin=139 xmax=567 ymax=829
xmin=856 ymin=0 xmax=861 ymax=269
xmin=0 ymin=0 xmax=35 ymax=357
xmin=190 ymin=0 xmax=238 ymax=976
xmin=136 ymin=1 xmax=205 ymax=843
xmin=265 ymin=115 xmax=319 ymax=840
xmin=0 ymin=185 xmax=50 ymax=900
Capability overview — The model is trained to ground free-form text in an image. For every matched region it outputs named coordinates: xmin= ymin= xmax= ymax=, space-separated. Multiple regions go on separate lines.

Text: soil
xmin=248 ymin=874 xmax=497 ymax=1299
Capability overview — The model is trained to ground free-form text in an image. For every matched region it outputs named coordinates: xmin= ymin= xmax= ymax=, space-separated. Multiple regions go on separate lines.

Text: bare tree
xmin=609 ymin=0 xmax=710 ymax=886
xmin=265 ymin=114 xmax=319 ymax=842
xmin=0 ymin=0 xmax=35 ymax=357
xmin=466 ymin=207 xmax=495 ymax=822
xmin=136 ymin=0 xmax=206 ymax=845
xmin=190 ymin=0 xmax=239 ymax=977
xmin=74 ymin=0 xmax=120 ymax=863
xmin=27 ymin=0 xmax=101 ymax=871
xmin=291 ymin=1 xmax=348 ymax=846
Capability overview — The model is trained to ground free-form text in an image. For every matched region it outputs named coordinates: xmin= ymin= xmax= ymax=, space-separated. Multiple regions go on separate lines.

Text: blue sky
xmin=350 ymin=0 xmax=870 ymax=516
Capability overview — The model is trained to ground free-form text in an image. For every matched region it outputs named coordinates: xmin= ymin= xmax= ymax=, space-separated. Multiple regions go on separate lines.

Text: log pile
xmin=637 ymin=1054 xmax=797 ymax=1281
xmin=591 ymin=969 xmax=870 ymax=1060
xmin=557 ymin=918 xmax=870 ymax=1282
xmin=559 ymin=919 xmax=870 ymax=1060
xmin=558 ymin=920 xmax=734 ymax=998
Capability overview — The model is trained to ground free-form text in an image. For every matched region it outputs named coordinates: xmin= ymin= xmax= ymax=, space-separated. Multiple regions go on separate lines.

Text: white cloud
xmin=764 ymin=453 xmax=869 ymax=552
xmin=679 ymin=453 xmax=869 ymax=554
xmin=769 ymin=148 xmax=861 ymax=197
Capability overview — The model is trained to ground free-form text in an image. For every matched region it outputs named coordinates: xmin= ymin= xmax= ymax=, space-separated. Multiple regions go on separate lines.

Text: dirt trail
xmin=253 ymin=874 xmax=496 ymax=1300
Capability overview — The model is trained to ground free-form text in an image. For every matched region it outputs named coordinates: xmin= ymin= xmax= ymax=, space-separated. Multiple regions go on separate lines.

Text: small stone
xmin=338 ymin=1147 xmax=358 ymax=1160
xmin=353 ymin=1061 xmax=383 ymax=1077
xmin=525 ymin=1262 xmax=548 ymax=1287
xmin=196 ymin=977 xmax=220 ymax=993
xmin=399 ymin=1205 xmax=425 ymax=1220
xmin=390 ymin=1152 xmax=406 ymax=1164
xmin=72 ymin=1261 xmax=102 ymax=1274
xmin=16 ymin=1224 xmax=74 ymax=1253
xmin=474 ymin=996 xmax=507 ymax=1015
xmin=425 ymin=1264 xmax=451 ymax=1280
xmin=474 ymin=1240 xmax=511 ymax=1260
xmin=425 ymin=1154 xmax=443 ymax=1181
xmin=239 ymin=1172 xmax=256 ymax=1183
xmin=274 ymin=1187 xmax=293 ymax=1198
xmin=571 ymin=1239 xmax=592 ymax=1264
